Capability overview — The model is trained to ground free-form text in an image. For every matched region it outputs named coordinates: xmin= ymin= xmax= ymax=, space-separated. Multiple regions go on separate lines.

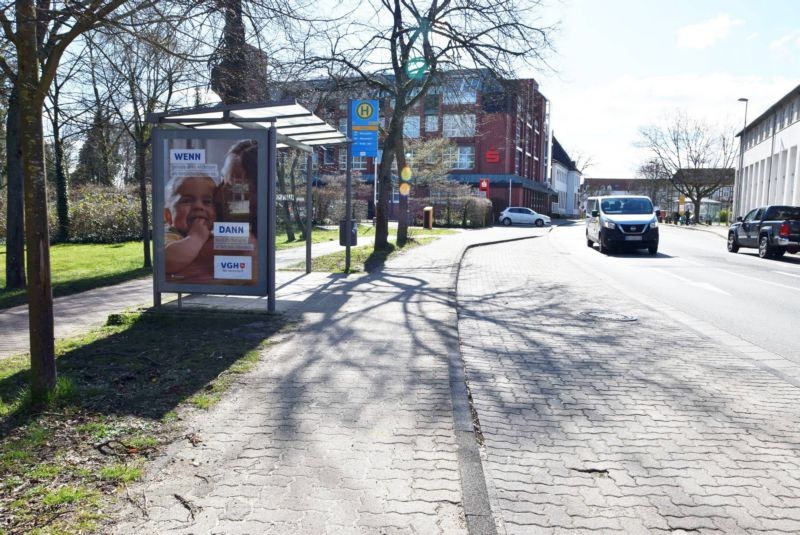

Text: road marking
xmin=718 ymin=269 xmax=800 ymax=292
xmin=774 ymin=271 xmax=800 ymax=279
xmin=651 ymin=268 xmax=731 ymax=296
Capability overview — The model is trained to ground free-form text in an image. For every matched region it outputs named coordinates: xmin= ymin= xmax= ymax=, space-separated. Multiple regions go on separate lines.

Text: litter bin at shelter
xmin=339 ymin=219 xmax=358 ymax=246
xmin=423 ymin=206 xmax=434 ymax=229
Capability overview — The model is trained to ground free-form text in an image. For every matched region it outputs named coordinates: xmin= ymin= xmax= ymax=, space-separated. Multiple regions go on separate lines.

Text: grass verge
xmin=0 ymin=242 xmax=150 ymax=311
xmin=275 ymin=225 xmax=456 ymax=250
xmin=292 ymin=236 xmax=435 ymax=273
xmin=0 ymin=308 xmax=287 ymax=534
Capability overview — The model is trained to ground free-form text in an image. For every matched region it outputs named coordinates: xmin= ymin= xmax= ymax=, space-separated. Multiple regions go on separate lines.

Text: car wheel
xmin=648 ymin=244 xmax=658 ymax=255
xmin=758 ymin=236 xmax=775 ymax=258
xmin=502 ymin=217 xmax=512 ymax=226
xmin=727 ymin=232 xmax=739 ymax=253
xmin=586 ymin=233 xmax=593 ymax=247
xmin=534 ymin=219 xmax=544 ymax=227
xmin=598 ymin=232 xmax=609 ymax=254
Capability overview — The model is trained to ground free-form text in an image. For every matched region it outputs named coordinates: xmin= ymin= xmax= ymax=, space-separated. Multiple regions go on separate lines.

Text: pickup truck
xmin=727 ymin=205 xmax=800 ymax=259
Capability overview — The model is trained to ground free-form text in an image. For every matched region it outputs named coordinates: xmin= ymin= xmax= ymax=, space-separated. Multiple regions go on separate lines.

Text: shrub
xmin=462 ymin=197 xmax=493 ymax=228
xmin=718 ymin=210 xmax=729 ymax=224
xmin=68 ymin=186 xmax=145 ymax=243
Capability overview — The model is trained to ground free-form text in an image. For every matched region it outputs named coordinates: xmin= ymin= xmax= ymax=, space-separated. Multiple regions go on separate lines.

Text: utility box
xmin=423 ymin=206 xmax=434 ymax=229
xmin=339 ymin=219 xmax=358 ymax=246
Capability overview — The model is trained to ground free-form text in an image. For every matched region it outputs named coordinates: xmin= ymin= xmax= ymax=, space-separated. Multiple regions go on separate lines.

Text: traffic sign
xmin=350 ymin=99 xmax=379 ymax=158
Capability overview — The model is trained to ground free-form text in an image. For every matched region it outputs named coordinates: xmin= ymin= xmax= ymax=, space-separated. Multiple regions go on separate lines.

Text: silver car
xmin=498 ymin=207 xmax=551 ymax=227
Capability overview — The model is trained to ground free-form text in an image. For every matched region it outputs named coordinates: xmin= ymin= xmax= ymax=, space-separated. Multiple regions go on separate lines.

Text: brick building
xmin=287 ymin=70 xmax=557 ymax=220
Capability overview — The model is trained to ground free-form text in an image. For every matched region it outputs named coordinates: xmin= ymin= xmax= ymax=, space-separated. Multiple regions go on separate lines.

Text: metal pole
xmin=508 ymin=179 xmax=512 ymax=206
xmin=345 ymin=101 xmax=354 ymax=273
xmin=267 ymin=125 xmax=277 ymax=312
xmin=735 ymin=98 xmax=748 ymax=219
xmin=306 ymin=153 xmax=312 ymax=274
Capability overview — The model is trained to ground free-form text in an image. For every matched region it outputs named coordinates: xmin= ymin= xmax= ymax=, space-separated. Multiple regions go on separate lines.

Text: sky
xmin=531 ymin=0 xmax=800 ymax=178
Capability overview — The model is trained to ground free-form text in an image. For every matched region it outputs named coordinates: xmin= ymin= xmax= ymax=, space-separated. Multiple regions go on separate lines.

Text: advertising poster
xmin=155 ymin=133 xmax=269 ymax=293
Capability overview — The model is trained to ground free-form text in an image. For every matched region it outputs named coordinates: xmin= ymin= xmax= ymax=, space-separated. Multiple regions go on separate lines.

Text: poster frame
xmin=152 ymin=127 xmax=273 ymax=298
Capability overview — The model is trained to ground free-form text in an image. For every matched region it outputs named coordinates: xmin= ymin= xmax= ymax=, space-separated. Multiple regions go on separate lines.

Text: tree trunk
xmin=375 ymin=116 xmax=402 ymax=250
xmin=213 ymin=0 xmax=248 ymax=105
xmin=18 ymin=0 xmax=56 ymax=397
xmin=54 ymin=135 xmax=69 ymax=242
xmin=276 ymin=165 xmax=294 ymax=242
xmin=395 ymin=144 xmax=408 ymax=246
xmin=288 ymin=169 xmax=305 ymax=240
xmin=135 ymin=139 xmax=151 ymax=268
xmin=5 ymin=82 xmax=26 ymax=289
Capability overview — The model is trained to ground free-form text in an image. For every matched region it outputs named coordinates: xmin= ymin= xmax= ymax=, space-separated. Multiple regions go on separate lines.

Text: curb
xmin=446 ymin=233 xmax=542 ymax=535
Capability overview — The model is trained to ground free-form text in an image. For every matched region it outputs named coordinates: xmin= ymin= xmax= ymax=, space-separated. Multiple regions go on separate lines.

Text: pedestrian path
xmin=663 ymin=222 xmax=729 ymax=239
xmin=110 ymin=226 xmax=545 ymax=534
xmin=0 ymin=231 xmax=463 ymax=359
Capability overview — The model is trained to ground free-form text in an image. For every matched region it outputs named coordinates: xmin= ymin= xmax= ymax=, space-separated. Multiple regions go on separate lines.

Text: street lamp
xmin=735 ymin=97 xmax=749 ymax=220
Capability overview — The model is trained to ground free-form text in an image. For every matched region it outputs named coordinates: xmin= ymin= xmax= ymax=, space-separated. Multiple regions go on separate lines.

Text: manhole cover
xmin=578 ymin=311 xmax=638 ymax=322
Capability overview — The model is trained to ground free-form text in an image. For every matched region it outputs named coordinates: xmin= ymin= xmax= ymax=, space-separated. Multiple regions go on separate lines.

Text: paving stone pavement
xmin=457 ymin=232 xmax=800 ymax=534
xmin=111 ymin=226 xmax=548 ymax=534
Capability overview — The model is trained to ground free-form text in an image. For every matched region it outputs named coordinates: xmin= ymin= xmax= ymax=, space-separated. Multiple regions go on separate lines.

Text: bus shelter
xmin=148 ymin=99 xmax=347 ymax=312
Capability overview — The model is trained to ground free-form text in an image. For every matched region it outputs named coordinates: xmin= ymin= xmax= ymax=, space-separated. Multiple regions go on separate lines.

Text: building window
xmin=425 ymin=94 xmax=439 ymax=114
xmin=442 ymin=78 xmax=478 ymax=104
xmin=339 ymin=152 xmax=368 ymax=171
xmin=444 ymin=145 xmax=475 ymax=169
xmin=324 ymin=147 xmax=335 ymax=165
xmin=425 ymin=115 xmax=439 ymax=132
xmin=403 ymin=116 xmax=420 ymax=138
xmin=443 ymin=114 xmax=476 ymax=137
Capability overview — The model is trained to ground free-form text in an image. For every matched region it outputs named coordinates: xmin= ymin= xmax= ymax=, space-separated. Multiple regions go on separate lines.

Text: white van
xmin=585 ymin=195 xmax=659 ymax=255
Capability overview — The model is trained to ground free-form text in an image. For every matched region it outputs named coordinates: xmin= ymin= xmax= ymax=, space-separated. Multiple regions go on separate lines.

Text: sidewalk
xmin=662 ymin=222 xmax=729 ymax=239
xmin=0 ymin=232 xmax=454 ymax=358
xmin=0 ymin=226 xmax=548 ymax=533
xmin=109 ymin=225 xmax=545 ymax=534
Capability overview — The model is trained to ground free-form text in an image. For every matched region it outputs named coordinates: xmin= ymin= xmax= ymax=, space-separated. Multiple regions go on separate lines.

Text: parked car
xmin=498 ymin=207 xmax=550 ymax=227
xmin=585 ymin=195 xmax=659 ymax=255
xmin=727 ymin=205 xmax=800 ymax=259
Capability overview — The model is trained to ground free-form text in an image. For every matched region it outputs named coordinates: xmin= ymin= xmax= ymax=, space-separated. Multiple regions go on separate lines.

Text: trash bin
xmin=423 ymin=206 xmax=433 ymax=229
xmin=339 ymin=219 xmax=358 ymax=246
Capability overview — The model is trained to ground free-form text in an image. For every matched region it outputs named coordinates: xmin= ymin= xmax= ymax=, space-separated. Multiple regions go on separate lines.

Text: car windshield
xmin=601 ymin=198 xmax=653 ymax=215
xmin=764 ymin=206 xmax=800 ymax=220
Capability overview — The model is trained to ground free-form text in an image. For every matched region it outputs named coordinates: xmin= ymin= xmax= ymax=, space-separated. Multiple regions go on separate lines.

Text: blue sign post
xmin=350 ymin=99 xmax=379 ymax=157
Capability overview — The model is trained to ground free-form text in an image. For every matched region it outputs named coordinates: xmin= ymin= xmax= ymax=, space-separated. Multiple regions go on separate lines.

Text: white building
xmin=550 ymin=136 xmax=581 ymax=217
xmin=735 ymin=84 xmax=800 ymax=217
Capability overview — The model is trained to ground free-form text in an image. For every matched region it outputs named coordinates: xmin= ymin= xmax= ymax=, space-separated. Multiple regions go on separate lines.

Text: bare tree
xmin=638 ymin=111 xmax=737 ymax=221
xmin=309 ymin=0 xmax=555 ymax=249
xmin=0 ymin=0 xmax=178 ymax=398
xmin=90 ymin=19 xmax=193 ymax=269
xmin=572 ymin=151 xmax=594 ymax=175
xmin=636 ymin=158 xmax=673 ymax=210
xmin=44 ymin=48 xmax=86 ymax=242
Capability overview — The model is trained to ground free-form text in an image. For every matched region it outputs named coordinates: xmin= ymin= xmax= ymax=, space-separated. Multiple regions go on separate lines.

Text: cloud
xmin=676 ymin=14 xmax=744 ymax=49
xmin=547 ymin=73 xmax=794 ymax=177
xmin=769 ymin=31 xmax=800 ymax=52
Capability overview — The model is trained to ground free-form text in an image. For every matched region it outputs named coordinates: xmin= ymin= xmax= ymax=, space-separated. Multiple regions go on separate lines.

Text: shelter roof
xmin=147 ymin=99 xmax=347 ymax=151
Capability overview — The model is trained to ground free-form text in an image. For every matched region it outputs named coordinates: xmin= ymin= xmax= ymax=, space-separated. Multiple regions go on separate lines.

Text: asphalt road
xmin=549 ymin=222 xmax=800 ymax=363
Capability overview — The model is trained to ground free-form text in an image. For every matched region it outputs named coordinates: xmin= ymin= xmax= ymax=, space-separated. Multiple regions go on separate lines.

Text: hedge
xmin=0 ymin=185 xmax=147 ymax=244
